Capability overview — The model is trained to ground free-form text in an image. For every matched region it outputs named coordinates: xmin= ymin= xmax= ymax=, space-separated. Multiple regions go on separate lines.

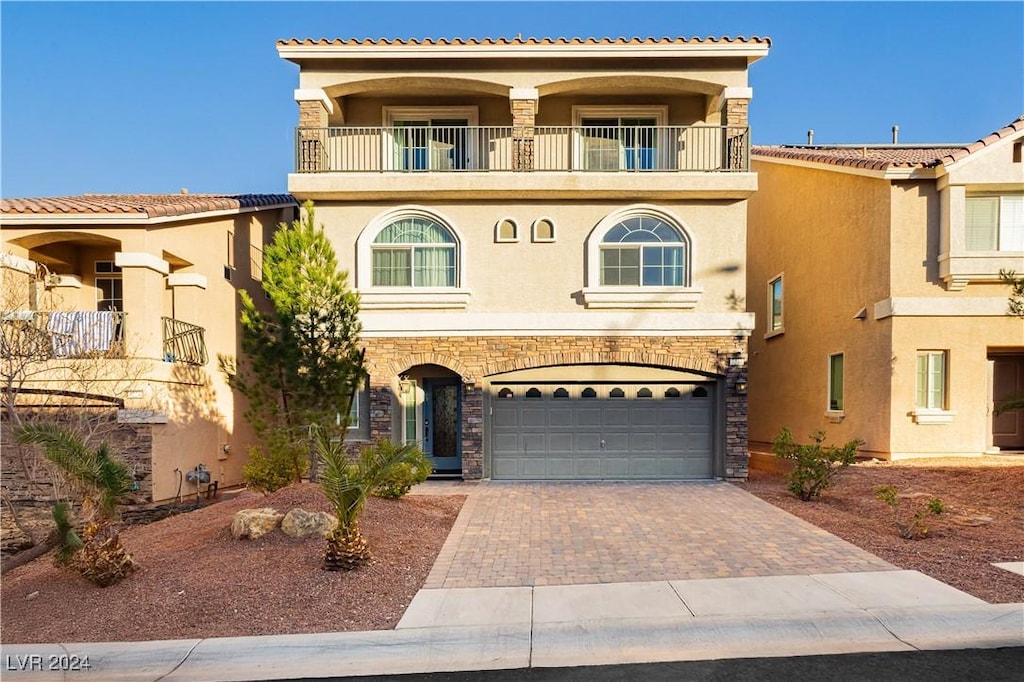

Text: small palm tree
xmin=15 ymin=422 xmax=137 ymax=586
xmin=317 ymin=432 xmax=428 ymax=571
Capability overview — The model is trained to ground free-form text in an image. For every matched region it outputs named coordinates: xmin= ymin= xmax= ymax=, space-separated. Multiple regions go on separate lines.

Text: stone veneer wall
xmin=1 ymin=415 xmax=154 ymax=509
xmin=361 ymin=334 xmax=749 ymax=480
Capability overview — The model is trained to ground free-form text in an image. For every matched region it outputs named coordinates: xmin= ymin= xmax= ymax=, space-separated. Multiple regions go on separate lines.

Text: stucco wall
xmin=314 ymin=199 xmax=748 ymax=315
xmin=747 ymin=160 xmax=894 ymax=456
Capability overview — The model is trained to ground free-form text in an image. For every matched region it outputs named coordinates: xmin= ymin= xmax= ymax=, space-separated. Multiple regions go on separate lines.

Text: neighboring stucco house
xmin=1 ymin=193 xmax=297 ymax=503
xmin=277 ymin=36 xmax=770 ymax=480
xmin=746 ymin=118 xmax=1024 ymax=463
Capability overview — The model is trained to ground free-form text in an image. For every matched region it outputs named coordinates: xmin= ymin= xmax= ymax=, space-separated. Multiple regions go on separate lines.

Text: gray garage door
xmin=490 ymin=382 xmax=714 ymax=480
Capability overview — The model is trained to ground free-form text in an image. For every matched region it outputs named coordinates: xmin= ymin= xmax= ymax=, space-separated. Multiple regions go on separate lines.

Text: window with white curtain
xmin=966 ymin=195 xmax=1024 ymax=252
xmin=371 ymin=216 xmax=457 ymax=287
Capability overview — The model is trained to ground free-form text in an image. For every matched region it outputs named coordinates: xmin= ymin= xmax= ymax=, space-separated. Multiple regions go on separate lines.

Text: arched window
xmin=525 ymin=387 xmax=542 ymax=399
xmin=553 ymin=387 xmax=569 ymax=399
xmin=600 ymin=215 xmax=685 ymax=287
xmin=371 ymin=216 xmax=456 ymax=287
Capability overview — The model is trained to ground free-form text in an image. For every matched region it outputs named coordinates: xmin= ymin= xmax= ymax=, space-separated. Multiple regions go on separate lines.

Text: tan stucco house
xmin=747 ymin=118 xmax=1024 ymax=463
xmin=277 ymin=36 xmax=770 ymax=480
xmin=1 ymin=193 xmax=297 ymax=503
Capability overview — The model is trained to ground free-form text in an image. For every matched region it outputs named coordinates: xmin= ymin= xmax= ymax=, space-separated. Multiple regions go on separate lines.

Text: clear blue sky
xmin=2 ymin=1 xmax=1022 ymax=197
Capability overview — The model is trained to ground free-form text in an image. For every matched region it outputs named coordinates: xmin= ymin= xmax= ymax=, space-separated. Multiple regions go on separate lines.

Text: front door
xmin=993 ymin=355 xmax=1024 ymax=450
xmin=423 ymin=379 xmax=462 ymax=474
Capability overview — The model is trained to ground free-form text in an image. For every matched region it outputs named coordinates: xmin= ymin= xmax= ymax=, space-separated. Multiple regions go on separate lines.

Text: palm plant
xmin=15 ymin=422 xmax=137 ymax=586
xmin=317 ymin=432 xmax=429 ymax=571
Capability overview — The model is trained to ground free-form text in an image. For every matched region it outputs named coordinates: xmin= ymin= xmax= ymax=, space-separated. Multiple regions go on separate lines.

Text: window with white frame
xmin=600 ymin=215 xmax=685 ymax=286
xmin=828 ymin=353 xmax=844 ymax=412
xmin=915 ymin=351 xmax=947 ymax=410
xmin=573 ymin=106 xmax=667 ymax=171
xmin=383 ymin=107 xmax=478 ymax=171
xmin=966 ymin=195 xmax=1024 ymax=252
xmin=768 ymin=274 xmax=784 ymax=334
xmin=371 ymin=216 xmax=457 ymax=287
xmin=337 ymin=381 xmax=369 ymax=437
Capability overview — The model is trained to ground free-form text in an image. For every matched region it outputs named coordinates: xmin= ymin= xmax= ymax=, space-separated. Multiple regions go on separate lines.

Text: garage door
xmin=490 ymin=382 xmax=714 ymax=480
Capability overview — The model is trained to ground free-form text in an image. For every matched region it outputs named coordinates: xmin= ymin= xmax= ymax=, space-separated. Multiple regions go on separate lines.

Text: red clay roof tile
xmin=753 ymin=117 xmax=1024 ymax=171
xmin=1 ymin=193 xmax=296 ymax=219
xmin=276 ymin=35 xmax=771 ymax=47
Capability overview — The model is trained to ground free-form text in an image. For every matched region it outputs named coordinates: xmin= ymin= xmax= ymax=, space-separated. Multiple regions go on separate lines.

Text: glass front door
xmin=422 ymin=379 xmax=462 ymax=473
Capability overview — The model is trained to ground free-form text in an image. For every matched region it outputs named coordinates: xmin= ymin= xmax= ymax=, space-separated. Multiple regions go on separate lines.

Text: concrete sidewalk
xmin=3 ymin=570 xmax=1021 ymax=682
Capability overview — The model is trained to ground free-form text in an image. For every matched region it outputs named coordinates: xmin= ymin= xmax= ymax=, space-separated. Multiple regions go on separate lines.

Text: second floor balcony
xmin=295 ymin=124 xmax=750 ymax=174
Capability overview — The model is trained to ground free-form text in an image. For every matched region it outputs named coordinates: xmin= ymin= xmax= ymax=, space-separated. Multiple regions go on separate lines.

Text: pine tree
xmin=220 ymin=201 xmax=366 ymax=488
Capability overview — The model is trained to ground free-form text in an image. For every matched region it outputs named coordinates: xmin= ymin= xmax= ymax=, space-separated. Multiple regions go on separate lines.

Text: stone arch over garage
xmin=482 ymin=350 xmax=722 ymax=378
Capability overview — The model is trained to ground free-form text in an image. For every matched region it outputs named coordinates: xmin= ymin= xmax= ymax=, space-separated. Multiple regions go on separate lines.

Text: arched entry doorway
xmin=399 ymin=364 xmax=463 ymax=476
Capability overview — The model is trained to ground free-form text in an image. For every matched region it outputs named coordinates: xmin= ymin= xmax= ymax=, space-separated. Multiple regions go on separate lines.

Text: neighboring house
xmin=1 ymin=193 xmax=297 ymax=503
xmin=746 ymin=118 xmax=1024 ymax=463
xmin=277 ymin=36 xmax=770 ymax=480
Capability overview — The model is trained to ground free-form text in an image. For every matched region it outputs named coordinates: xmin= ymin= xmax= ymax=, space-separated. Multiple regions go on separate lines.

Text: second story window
xmin=371 ymin=216 xmax=457 ymax=287
xmin=95 ymin=260 xmax=123 ymax=312
xmin=966 ymin=195 xmax=1024 ymax=252
xmin=600 ymin=216 xmax=685 ymax=286
xmin=768 ymin=274 xmax=784 ymax=334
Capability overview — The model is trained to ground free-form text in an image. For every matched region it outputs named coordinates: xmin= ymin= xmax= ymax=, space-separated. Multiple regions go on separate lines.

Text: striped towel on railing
xmin=46 ymin=311 xmax=115 ymax=356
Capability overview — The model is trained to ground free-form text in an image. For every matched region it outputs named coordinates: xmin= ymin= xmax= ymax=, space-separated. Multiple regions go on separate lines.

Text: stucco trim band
xmin=873 ymin=297 xmax=1010 ymax=319
xmin=358 ymin=311 xmax=754 ymax=337
xmin=294 ymin=88 xmax=335 ymax=114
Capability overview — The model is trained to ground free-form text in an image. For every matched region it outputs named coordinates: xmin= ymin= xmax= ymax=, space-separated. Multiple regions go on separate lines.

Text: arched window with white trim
xmin=582 ymin=205 xmax=701 ymax=309
xmin=371 ymin=216 xmax=456 ymax=287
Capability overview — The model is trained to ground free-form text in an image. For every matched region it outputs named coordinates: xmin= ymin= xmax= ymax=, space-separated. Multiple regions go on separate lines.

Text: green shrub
xmin=772 ymin=427 xmax=863 ymax=501
xmin=367 ymin=440 xmax=433 ymax=499
xmin=242 ymin=443 xmax=303 ymax=494
xmin=875 ymin=485 xmax=944 ymax=539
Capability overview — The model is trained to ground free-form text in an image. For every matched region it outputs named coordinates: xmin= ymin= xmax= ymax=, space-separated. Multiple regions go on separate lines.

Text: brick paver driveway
xmin=419 ymin=481 xmax=894 ymax=589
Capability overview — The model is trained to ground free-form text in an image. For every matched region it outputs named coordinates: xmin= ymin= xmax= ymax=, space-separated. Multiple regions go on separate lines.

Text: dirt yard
xmin=2 ymin=457 xmax=1021 ymax=644
xmin=735 ymin=456 xmax=1024 ymax=604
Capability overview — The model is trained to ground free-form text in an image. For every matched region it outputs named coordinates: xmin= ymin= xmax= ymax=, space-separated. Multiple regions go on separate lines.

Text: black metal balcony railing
xmin=162 ymin=317 xmax=208 ymax=366
xmin=0 ymin=310 xmax=127 ymax=360
xmin=295 ymin=125 xmax=750 ymax=174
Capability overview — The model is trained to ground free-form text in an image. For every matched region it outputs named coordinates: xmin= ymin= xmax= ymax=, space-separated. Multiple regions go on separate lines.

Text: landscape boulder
xmin=281 ymin=508 xmax=337 ymax=538
xmin=230 ymin=508 xmax=283 ymax=540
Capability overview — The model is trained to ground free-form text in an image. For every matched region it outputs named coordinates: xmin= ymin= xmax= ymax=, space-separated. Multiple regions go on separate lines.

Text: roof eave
xmin=751 ymin=154 xmax=941 ymax=180
xmin=1 ymin=201 xmax=297 ymax=227
xmin=276 ymin=42 xmax=770 ymax=63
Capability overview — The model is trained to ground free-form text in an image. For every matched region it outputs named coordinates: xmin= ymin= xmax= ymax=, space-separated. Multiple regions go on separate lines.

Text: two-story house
xmin=1 ymin=193 xmax=297 ymax=504
xmin=277 ymin=36 xmax=770 ymax=480
xmin=746 ymin=118 xmax=1024 ymax=464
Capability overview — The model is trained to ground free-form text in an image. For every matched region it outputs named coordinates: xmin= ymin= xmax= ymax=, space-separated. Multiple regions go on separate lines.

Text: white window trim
xmin=940 ymin=187 xmax=1024 ymax=290
xmin=531 ymin=216 xmax=556 ymax=243
xmin=571 ymin=105 xmax=669 ymax=171
xmin=382 ymin=106 xmax=479 ymax=171
xmin=495 ymin=216 xmax=519 ymax=243
xmin=912 ymin=350 xmax=953 ymax=424
xmin=765 ymin=273 xmax=784 ymax=338
xmin=356 ymin=205 xmax=470 ymax=310
xmin=581 ymin=204 xmax=701 ymax=309
xmin=911 ymin=408 xmax=957 ymax=425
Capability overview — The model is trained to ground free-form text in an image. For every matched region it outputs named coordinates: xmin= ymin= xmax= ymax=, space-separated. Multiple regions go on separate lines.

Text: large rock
xmin=281 ymin=508 xmax=337 ymax=538
xmin=230 ymin=508 xmax=283 ymax=540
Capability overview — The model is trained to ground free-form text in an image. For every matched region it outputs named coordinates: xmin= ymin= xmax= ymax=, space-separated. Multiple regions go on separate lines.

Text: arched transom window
xmin=371 ymin=216 xmax=456 ymax=287
xmin=600 ymin=215 xmax=685 ymax=287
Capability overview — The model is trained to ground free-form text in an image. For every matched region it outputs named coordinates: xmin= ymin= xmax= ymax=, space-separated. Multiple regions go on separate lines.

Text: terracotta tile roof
xmin=753 ymin=117 xmax=1024 ymax=171
xmin=1 ymin=193 xmax=297 ymax=219
xmin=277 ymin=35 xmax=771 ymax=47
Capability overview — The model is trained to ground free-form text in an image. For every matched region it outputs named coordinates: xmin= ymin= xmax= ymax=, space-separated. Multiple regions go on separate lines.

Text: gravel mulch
xmin=1 ymin=484 xmax=464 ymax=644
xmin=735 ymin=456 xmax=1024 ymax=604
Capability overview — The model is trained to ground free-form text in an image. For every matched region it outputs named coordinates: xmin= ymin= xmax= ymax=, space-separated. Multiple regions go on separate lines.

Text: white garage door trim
xmin=489 ymin=381 xmax=715 ymax=480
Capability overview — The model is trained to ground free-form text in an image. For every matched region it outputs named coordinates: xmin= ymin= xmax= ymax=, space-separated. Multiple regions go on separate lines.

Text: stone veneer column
xmin=722 ymin=348 xmax=749 ymax=480
xmin=721 ymin=87 xmax=752 ymax=171
xmin=510 ymin=87 xmax=539 ymax=171
xmin=295 ymin=89 xmax=334 ymax=172
xmin=461 ymin=385 xmax=484 ymax=478
xmin=368 ymin=383 xmax=393 ymax=443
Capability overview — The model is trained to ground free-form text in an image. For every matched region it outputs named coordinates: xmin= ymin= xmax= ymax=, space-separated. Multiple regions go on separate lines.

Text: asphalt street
xmin=276 ymin=647 xmax=1024 ymax=682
